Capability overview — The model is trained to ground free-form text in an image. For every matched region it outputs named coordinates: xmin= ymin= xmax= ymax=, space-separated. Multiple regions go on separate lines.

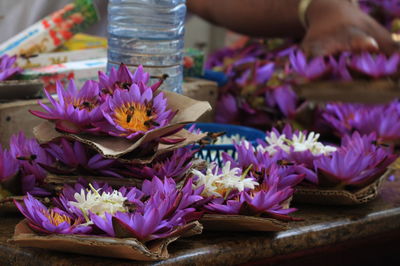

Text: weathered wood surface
xmin=295 ymin=79 xmax=400 ymax=104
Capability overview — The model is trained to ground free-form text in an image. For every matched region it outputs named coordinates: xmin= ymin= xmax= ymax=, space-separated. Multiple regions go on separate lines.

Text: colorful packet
xmin=0 ymin=0 xmax=99 ymax=56
xmin=20 ymin=58 xmax=106 ymax=93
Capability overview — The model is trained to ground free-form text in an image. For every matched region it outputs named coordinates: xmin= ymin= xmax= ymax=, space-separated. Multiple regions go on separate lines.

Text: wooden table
xmin=1 ymin=175 xmax=400 ymax=265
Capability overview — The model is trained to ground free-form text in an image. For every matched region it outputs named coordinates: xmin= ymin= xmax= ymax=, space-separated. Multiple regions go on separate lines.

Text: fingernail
xmin=365 ymin=36 xmax=379 ymax=49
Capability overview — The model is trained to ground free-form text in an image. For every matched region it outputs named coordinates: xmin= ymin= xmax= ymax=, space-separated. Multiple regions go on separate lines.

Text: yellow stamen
xmin=215 ymin=183 xmax=229 ymax=198
xmin=44 ymin=209 xmax=74 ymax=226
xmin=252 ymin=183 xmax=269 ymax=195
xmin=114 ymin=102 xmax=155 ymax=132
xmin=66 ymin=97 xmax=97 ymax=111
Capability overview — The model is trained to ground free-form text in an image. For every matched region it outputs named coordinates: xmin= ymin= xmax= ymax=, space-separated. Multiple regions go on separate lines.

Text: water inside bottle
xmin=107 ymin=0 xmax=186 ymax=93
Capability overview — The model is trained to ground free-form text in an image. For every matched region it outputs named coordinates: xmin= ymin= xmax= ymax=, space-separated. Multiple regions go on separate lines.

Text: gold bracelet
xmin=299 ymin=0 xmax=358 ymax=29
xmin=298 ymin=0 xmax=314 ymax=28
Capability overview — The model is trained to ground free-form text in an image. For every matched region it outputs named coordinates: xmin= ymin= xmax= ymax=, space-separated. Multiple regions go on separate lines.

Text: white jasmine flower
xmin=242 ymin=140 xmax=251 ymax=149
xmin=192 ymin=161 xmax=259 ymax=198
xmin=291 ymin=132 xmax=337 ymax=156
xmin=192 ymin=165 xmax=222 ymax=197
xmin=214 ymin=134 xmax=246 ymax=145
xmin=258 ymin=131 xmax=337 ymax=156
xmin=70 ymin=185 xmax=127 ymax=221
xmin=320 ymin=145 xmax=337 ymax=154
xmin=257 ymin=132 xmax=290 ymax=154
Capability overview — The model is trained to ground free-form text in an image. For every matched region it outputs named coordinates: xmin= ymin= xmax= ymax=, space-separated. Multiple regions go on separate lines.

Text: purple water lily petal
xmin=0 ymin=55 xmax=22 ymax=81
xmin=349 ymin=52 xmax=400 ymax=78
xmin=289 ymin=50 xmax=330 ymax=80
xmin=0 ymin=144 xmax=19 ymax=181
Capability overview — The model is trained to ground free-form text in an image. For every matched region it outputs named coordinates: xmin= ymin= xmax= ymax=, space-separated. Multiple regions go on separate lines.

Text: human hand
xmin=302 ymin=0 xmax=400 ymax=56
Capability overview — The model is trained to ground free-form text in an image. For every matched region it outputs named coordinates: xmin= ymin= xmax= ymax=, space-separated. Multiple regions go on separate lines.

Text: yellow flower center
xmin=251 ymin=183 xmax=269 ymax=195
xmin=345 ymin=114 xmax=355 ymax=129
xmin=66 ymin=97 xmax=97 ymax=111
xmin=113 ymin=102 xmax=156 ymax=132
xmin=215 ymin=183 xmax=229 ymax=197
xmin=44 ymin=210 xmax=73 ymax=226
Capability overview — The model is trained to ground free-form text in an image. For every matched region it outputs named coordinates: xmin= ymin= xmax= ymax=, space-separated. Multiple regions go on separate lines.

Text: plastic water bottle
xmin=107 ymin=0 xmax=186 ymax=93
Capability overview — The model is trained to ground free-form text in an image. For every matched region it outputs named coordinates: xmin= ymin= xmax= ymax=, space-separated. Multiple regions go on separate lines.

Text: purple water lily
xmin=205 ymin=167 xmax=297 ymax=221
xmin=323 ymin=101 xmax=400 ymax=142
xmin=55 ymin=180 xmax=144 ymax=222
xmin=126 ymin=147 xmax=196 ymax=181
xmin=322 ymin=102 xmax=361 ymax=136
xmin=349 ymin=52 xmax=400 ymax=78
xmin=15 ymin=193 xmax=91 ymax=234
xmin=381 ymin=0 xmax=400 ymax=17
xmin=359 ymin=0 xmax=400 ymax=24
xmin=97 ymin=84 xmax=175 ymax=139
xmin=205 ymin=47 xmax=238 ymax=70
xmin=242 ymin=172 xmax=297 ymax=220
xmin=9 ymin=133 xmax=51 ymax=180
xmin=0 ymin=54 xmax=22 ymax=81
xmin=9 ymin=132 xmax=52 ymax=196
xmin=223 ymin=140 xmax=314 ymax=184
xmin=340 ymin=131 xmax=380 ymax=154
xmin=98 ymin=64 xmax=151 ymax=97
xmin=267 ymin=85 xmax=298 ymax=118
xmin=91 ymin=177 xmax=203 ymax=242
xmin=141 ymin=177 xmax=203 ymax=210
xmin=0 ymin=145 xmax=19 ymax=181
xmin=30 ymin=80 xmax=102 ymax=134
xmin=350 ymin=104 xmax=400 ymax=143
xmin=215 ymin=93 xmax=240 ymax=124
xmin=315 ymin=150 xmax=371 ymax=188
xmin=289 ymin=50 xmax=330 ymax=80
xmin=206 ymin=41 xmax=305 ymax=128
xmin=42 ymin=138 xmax=121 ymax=177
xmin=236 ymin=62 xmax=275 ymax=86
xmin=314 ymin=132 xmax=396 ymax=188
xmin=329 ymin=53 xmax=352 ymax=81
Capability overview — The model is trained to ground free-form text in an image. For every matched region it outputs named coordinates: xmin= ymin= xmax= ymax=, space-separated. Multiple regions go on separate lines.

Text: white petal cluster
xmin=192 ymin=161 xmax=259 ymax=198
xmin=257 ymin=132 xmax=290 ymax=154
xmin=214 ymin=134 xmax=245 ymax=145
xmin=257 ymin=131 xmax=337 ymax=156
xmin=70 ymin=187 xmax=127 ymax=219
xmin=291 ymin=132 xmax=337 ymax=156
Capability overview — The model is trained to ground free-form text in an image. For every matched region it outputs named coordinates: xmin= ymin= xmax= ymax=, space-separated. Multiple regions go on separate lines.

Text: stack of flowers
xmin=31 ymin=64 xmax=209 ymax=143
xmin=11 ymin=177 xmax=204 ymax=260
xmin=208 ymin=41 xmax=303 ymax=129
xmin=190 ymin=158 xmax=303 ymax=231
xmin=1 ymin=63 xmax=215 ymax=260
xmin=218 ymin=124 xmax=396 ymax=205
xmin=0 ymin=64 xmax=211 ymax=218
xmin=39 ymin=138 xmax=197 ymax=185
xmin=207 ymin=38 xmax=400 ymax=130
xmin=24 ymin=63 xmax=210 ymax=186
xmin=0 ymin=132 xmax=200 ymax=209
